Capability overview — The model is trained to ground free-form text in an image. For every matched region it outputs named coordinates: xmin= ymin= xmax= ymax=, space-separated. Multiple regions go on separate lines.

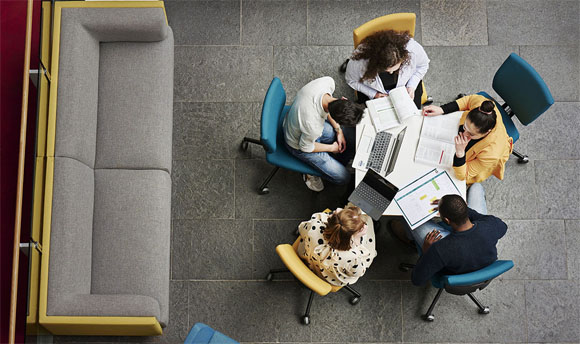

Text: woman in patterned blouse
xmin=297 ymin=205 xmax=377 ymax=286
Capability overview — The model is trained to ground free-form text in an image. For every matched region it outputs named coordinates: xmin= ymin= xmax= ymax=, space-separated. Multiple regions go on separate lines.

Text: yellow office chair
xmin=350 ymin=12 xmax=430 ymax=105
xmin=266 ymin=237 xmax=361 ymax=325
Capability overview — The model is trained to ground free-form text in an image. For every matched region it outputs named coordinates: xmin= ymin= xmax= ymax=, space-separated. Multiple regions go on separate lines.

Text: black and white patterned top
xmin=296 ymin=212 xmax=377 ymax=286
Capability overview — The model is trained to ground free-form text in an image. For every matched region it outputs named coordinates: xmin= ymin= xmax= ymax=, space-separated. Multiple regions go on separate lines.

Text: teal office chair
xmin=477 ymin=53 xmax=554 ymax=163
xmin=400 ymin=260 xmax=514 ymax=321
xmin=184 ymin=323 xmax=238 ymax=344
xmin=242 ymin=77 xmax=322 ymax=194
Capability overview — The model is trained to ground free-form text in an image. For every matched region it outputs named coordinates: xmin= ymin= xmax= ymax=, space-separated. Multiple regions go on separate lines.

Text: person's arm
xmin=452 ymin=148 xmax=499 ymax=184
xmin=411 ymin=246 xmax=446 ymax=286
xmin=406 ymin=40 xmax=430 ymax=90
xmin=345 ymin=58 xmax=380 ymax=99
xmin=327 ymin=114 xmax=346 ymax=153
xmin=468 ymin=208 xmax=508 ymax=240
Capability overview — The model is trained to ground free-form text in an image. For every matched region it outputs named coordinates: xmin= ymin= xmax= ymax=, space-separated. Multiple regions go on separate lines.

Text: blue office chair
xmin=399 ymin=260 xmax=514 ymax=321
xmin=184 ymin=323 xmax=239 ymax=344
xmin=477 ymin=53 xmax=554 ymax=163
xmin=241 ymin=77 xmax=322 ymax=194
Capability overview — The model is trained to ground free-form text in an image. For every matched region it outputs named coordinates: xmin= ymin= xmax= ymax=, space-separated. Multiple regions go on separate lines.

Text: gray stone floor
xmin=54 ymin=1 xmax=580 ymax=343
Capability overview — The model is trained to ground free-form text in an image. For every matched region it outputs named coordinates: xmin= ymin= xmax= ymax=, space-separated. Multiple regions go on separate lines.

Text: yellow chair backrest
xmin=276 ymin=238 xmax=342 ymax=296
xmin=353 ymin=13 xmax=416 ymax=48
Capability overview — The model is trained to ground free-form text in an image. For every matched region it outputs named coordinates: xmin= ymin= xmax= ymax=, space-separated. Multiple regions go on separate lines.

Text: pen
xmin=438 ymin=150 xmax=444 ymax=165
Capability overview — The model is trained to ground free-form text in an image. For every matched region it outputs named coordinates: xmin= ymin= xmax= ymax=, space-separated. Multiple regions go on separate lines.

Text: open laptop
xmin=348 ymin=168 xmax=399 ymax=221
xmin=352 ymin=126 xmax=407 ymax=177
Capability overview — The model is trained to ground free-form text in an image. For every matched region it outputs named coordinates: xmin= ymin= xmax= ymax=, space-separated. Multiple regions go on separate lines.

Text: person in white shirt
xmin=343 ymin=30 xmax=430 ymax=108
xmin=297 ymin=205 xmax=377 ymax=286
xmin=283 ymin=77 xmax=365 ymax=192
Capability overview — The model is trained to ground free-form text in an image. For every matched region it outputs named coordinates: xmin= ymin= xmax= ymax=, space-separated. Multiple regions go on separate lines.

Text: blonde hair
xmin=323 ymin=205 xmax=367 ymax=251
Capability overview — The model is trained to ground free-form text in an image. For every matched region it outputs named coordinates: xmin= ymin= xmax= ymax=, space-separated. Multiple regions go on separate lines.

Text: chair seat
xmin=185 ymin=323 xmax=238 ymax=344
xmin=266 ymin=148 xmax=322 ymax=177
xmin=478 ymin=91 xmax=520 ymax=143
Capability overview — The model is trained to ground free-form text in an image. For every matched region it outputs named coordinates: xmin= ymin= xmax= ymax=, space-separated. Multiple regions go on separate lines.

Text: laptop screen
xmin=363 ymin=169 xmax=398 ymax=200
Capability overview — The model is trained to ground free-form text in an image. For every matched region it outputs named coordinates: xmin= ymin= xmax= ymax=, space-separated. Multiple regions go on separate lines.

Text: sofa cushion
xmin=47 ymin=157 xmax=94 ymax=315
xmin=95 ymin=32 xmax=173 ymax=172
xmin=48 ymin=294 xmax=161 ymax=319
xmin=91 ymin=169 xmax=171 ymax=325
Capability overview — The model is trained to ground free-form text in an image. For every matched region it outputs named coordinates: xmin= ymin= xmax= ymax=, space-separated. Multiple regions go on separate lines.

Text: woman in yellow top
xmin=423 ymin=94 xmax=513 ymax=185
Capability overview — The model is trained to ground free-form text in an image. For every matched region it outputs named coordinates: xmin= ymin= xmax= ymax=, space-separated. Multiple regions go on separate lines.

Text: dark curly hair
xmin=351 ymin=30 xmax=412 ymax=82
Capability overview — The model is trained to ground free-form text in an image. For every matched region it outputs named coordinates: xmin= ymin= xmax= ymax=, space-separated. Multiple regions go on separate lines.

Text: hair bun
xmin=480 ymin=100 xmax=495 ymax=114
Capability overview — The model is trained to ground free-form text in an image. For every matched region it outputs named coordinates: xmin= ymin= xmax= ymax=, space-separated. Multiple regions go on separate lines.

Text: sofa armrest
xmin=48 ymin=294 xmax=161 ymax=321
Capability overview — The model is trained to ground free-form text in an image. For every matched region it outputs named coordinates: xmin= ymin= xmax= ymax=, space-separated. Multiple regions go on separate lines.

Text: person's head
xmin=438 ymin=194 xmax=469 ymax=227
xmin=327 ymin=99 xmax=365 ymax=127
xmin=464 ymin=100 xmax=497 ymax=140
xmin=323 ymin=205 xmax=368 ymax=251
xmin=351 ymin=30 xmax=412 ymax=81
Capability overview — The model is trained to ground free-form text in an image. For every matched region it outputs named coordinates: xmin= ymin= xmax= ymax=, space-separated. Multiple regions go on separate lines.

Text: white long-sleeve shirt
xmin=345 ymin=38 xmax=430 ymax=99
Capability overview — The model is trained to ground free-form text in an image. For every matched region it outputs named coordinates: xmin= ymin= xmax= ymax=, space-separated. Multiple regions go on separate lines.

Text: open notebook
xmin=366 ymin=86 xmax=420 ymax=132
xmin=415 ymin=112 xmax=462 ymax=168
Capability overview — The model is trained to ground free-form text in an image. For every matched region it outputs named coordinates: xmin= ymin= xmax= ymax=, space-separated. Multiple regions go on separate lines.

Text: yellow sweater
xmin=452 ymin=95 xmax=513 ymax=185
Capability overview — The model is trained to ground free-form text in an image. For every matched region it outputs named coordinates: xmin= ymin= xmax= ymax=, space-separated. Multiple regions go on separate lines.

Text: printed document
xmin=415 ymin=111 xmax=462 ymax=168
xmin=394 ymin=169 xmax=462 ymax=229
xmin=366 ymin=86 xmax=420 ymax=132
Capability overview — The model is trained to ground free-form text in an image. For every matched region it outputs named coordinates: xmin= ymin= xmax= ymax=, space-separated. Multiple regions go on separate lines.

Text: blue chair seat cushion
xmin=431 ymin=260 xmax=514 ymax=290
xmin=477 ymin=92 xmax=520 ymax=143
xmin=185 ymin=323 xmax=239 ymax=344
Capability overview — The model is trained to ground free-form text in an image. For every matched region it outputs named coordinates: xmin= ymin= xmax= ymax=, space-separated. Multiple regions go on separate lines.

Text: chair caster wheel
xmin=423 ymin=314 xmax=435 ymax=321
xmin=479 ymin=307 xmax=490 ymax=314
xmin=301 ymin=316 xmax=310 ymax=325
xmin=258 ymin=187 xmax=269 ymax=195
xmin=241 ymin=140 xmax=249 ymax=151
xmin=266 ymin=273 xmax=273 ymax=281
xmin=423 ymin=96 xmax=434 ymax=106
xmin=349 ymin=296 xmax=360 ymax=305
xmin=517 ymin=156 xmax=529 ymax=164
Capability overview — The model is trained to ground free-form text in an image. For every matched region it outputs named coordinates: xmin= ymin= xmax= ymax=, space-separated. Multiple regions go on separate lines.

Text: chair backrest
xmin=353 ymin=13 xmax=416 ymax=48
xmin=260 ymin=77 xmax=287 ymax=153
xmin=443 ymin=260 xmax=514 ymax=291
xmin=492 ymin=53 xmax=554 ymax=126
xmin=276 ymin=243 xmax=332 ymax=296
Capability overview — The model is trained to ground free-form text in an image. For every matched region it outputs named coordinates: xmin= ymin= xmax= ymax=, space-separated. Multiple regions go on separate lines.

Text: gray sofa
xmin=44 ymin=5 xmax=173 ymax=334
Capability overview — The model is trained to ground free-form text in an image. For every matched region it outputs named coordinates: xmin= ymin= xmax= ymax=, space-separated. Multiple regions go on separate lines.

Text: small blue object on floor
xmin=184 ymin=323 xmax=239 ymax=344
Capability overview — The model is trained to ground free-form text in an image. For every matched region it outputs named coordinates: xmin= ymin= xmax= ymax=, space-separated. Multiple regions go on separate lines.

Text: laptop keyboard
xmin=355 ymin=182 xmax=391 ymax=210
xmin=366 ymin=131 xmax=392 ymax=170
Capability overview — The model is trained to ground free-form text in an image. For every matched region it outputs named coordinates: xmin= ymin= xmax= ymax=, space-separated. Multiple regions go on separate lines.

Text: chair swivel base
xmin=267 ymin=268 xmax=361 ymax=325
xmin=241 ymin=137 xmax=280 ymax=194
xmin=512 ymin=148 xmax=529 ymax=164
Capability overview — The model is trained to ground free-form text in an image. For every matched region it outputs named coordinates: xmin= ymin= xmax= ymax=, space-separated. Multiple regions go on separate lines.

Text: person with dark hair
xmin=297 ymin=205 xmax=377 ymax=286
xmin=283 ymin=77 xmax=365 ymax=191
xmin=343 ymin=30 xmax=430 ymax=108
xmin=423 ymin=95 xmax=513 ymax=185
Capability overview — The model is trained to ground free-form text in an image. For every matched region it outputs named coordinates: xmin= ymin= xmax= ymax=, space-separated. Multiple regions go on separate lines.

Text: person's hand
xmin=422 ymin=229 xmax=442 ymax=254
xmin=422 ymin=105 xmax=444 ymax=117
xmin=336 ymin=130 xmax=346 ymax=153
xmin=454 ymin=131 xmax=471 ymax=158
xmin=406 ymin=86 xmax=416 ymax=100
xmin=374 ymin=92 xmax=388 ymax=99
xmin=429 ymin=199 xmax=439 ymax=213
xmin=329 ymin=141 xmax=340 ymax=153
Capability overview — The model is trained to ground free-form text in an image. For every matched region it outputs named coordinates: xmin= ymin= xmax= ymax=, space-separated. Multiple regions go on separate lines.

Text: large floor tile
xmin=402 ymin=280 xmax=526 ymax=342
xmin=520 ymin=46 xmax=580 ymax=102
xmin=310 ymin=280 xmax=402 ymax=342
xmin=242 ymin=0 xmax=307 ymax=46
xmin=234 ymin=159 xmax=350 ymax=219
xmin=420 ymin=0 xmax=487 ymax=46
xmin=423 ymin=45 xmax=518 ymax=103
xmin=487 ymin=0 xmax=580 ymax=46
xmin=173 ymin=219 xmax=253 ymax=280
xmin=173 ymin=102 xmax=261 ymax=160
xmin=307 ymin=0 xmax=422 ymax=46
xmin=188 ymin=281 xmax=313 ymax=342
xmin=565 ymin=220 xmax=580 ymax=281
xmin=172 ymin=159 xmax=235 ymax=219
xmin=535 ymin=160 xmax=580 ymax=220
xmin=482 ymin=159 xmax=539 ymax=220
xmin=512 ymin=102 xmax=580 ymax=161
xmin=165 ymin=1 xmax=240 ymax=45
xmin=497 ymin=220 xmax=567 ymax=280
xmin=274 ymin=45 xmax=355 ymax=102
xmin=253 ymin=219 xmax=304 ymax=279
xmin=525 ymin=280 xmax=580 ymax=343
xmin=174 ymin=46 xmax=273 ymax=102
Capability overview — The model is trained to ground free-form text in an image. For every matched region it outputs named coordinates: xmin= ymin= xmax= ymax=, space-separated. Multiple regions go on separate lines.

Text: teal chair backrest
xmin=260 ymin=77 xmax=287 ymax=154
xmin=443 ymin=260 xmax=514 ymax=287
xmin=492 ymin=53 xmax=554 ymax=126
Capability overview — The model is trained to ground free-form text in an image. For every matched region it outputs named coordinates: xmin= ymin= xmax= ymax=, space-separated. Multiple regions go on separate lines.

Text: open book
xmin=366 ymin=86 xmax=420 ymax=132
xmin=414 ymin=111 xmax=462 ymax=168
